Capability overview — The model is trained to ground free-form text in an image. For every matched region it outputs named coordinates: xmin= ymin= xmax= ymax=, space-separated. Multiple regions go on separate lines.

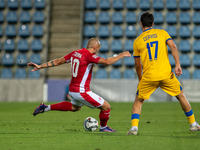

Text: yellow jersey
xmin=133 ymin=28 xmax=172 ymax=81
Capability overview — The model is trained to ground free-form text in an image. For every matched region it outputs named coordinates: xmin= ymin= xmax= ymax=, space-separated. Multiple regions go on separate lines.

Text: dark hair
xmin=140 ymin=12 xmax=154 ymax=28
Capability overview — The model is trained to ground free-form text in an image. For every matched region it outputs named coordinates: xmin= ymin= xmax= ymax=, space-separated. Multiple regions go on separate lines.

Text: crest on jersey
xmin=92 ymin=55 xmax=98 ymax=59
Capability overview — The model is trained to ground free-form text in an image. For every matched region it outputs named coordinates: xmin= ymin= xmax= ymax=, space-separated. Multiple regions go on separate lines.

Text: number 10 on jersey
xmin=146 ymin=41 xmax=158 ymax=61
xmin=71 ymin=57 xmax=80 ymax=77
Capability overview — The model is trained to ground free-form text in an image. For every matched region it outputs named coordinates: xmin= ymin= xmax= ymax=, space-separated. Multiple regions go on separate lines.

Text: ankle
xmin=131 ymin=126 xmax=138 ymax=131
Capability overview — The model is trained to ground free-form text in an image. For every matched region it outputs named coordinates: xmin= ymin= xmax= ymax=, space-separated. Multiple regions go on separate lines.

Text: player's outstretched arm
xmin=27 ymin=57 xmax=66 ymax=71
xmin=98 ymin=51 xmax=131 ymax=66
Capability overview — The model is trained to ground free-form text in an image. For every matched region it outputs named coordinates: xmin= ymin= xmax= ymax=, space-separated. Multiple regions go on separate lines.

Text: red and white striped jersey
xmin=64 ymin=48 xmax=100 ymax=93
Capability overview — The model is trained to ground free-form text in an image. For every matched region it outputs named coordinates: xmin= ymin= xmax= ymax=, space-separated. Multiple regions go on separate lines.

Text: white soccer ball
xmin=83 ymin=117 xmax=99 ymax=131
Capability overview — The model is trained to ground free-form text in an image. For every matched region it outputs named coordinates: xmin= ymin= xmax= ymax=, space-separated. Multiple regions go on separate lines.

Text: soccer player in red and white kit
xmin=28 ymin=38 xmax=131 ymax=132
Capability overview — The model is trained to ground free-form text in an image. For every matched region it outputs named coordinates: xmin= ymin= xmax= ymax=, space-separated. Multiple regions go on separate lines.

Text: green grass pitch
xmin=0 ymin=102 xmax=200 ymax=150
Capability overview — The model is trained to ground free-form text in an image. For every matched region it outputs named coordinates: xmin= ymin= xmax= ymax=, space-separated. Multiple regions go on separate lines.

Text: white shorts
xmin=69 ymin=91 xmax=105 ymax=109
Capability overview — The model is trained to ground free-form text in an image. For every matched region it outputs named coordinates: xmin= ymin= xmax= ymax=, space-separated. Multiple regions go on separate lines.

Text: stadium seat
xmin=123 ymin=69 xmax=135 ymax=79
xmin=31 ymin=39 xmax=42 ymax=52
xmin=193 ymin=40 xmax=200 ymax=53
xmin=85 ymin=0 xmax=97 ymax=10
xmin=20 ymin=11 xmax=31 ymax=23
xmin=111 ymin=25 xmax=123 ymax=38
xmin=139 ymin=0 xmax=150 ymax=10
xmin=154 ymin=25 xmax=162 ymax=29
xmin=192 ymin=69 xmax=200 ymax=79
xmin=30 ymin=53 xmax=42 ymax=64
xmin=166 ymin=12 xmax=177 ymax=24
xmin=16 ymin=53 xmax=28 ymax=66
xmin=6 ymin=11 xmax=17 ymax=23
xmin=32 ymin=25 xmax=44 ymax=37
xmin=111 ymin=39 xmax=122 ymax=53
xmin=85 ymin=0 xmax=96 ymax=10
xmin=138 ymin=27 xmax=143 ymax=36
xmin=193 ymin=26 xmax=200 ymax=38
xmin=125 ymin=12 xmax=136 ymax=24
xmin=21 ymin=0 xmax=32 ymax=9
xmin=112 ymin=0 xmax=123 ymax=10
xmin=8 ymin=0 xmax=18 ymax=9
xmin=5 ymin=25 xmax=16 ymax=37
xmin=2 ymin=53 xmax=14 ymax=66
xmin=152 ymin=0 xmax=164 ymax=10
xmin=193 ymin=0 xmax=200 ymax=10
xmin=112 ymin=11 xmax=123 ymax=24
xmin=125 ymin=26 xmax=136 ymax=38
xmin=179 ymin=40 xmax=190 ymax=53
xmin=166 ymin=0 xmax=177 ymax=10
xmin=112 ymin=59 xmax=122 ymax=67
xmin=84 ymin=11 xmax=96 ymax=24
xmin=34 ymin=0 xmax=45 ymax=9
xmin=95 ymin=68 xmax=107 ymax=78
xmin=15 ymin=68 xmax=27 ymax=79
xmin=99 ymin=11 xmax=110 ymax=24
xmin=124 ymin=57 xmax=135 ymax=67
xmin=19 ymin=25 xmax=30 ymax=37
xmin=179 ymin=26 xmax=190 ymax=38
xmin=99 ymin=0 xmax=110 ymax=10
xmin=82 ymin=39 xmax=88 ymax=48
xmin=109 ymin=68 xmax=121 ymax=79
xmin=178 ymin=69 xmax=190 ymax=79
xmin=17 ymin=39 xmax=29 ymax=52
xmin=98 ymin=53 xmax=107 ymax=59
xmin=193 ymin=12 xmax=200 ymax=24
xmin=28 ymin=69 xmax=40 ymax=79
xmin=84 ymin=25 xmax=95 ymax=37
xmin=98 ymin=25 xmax=109 ymax=38
xmin=1 ymin=68 xmax=13 ymax=78
xmin=179 ymin=12 xmax=190 ymax=24
xmin=4 ymin=39 xmax=15 ymax=52
xmin=153 ymin=12 xmax=163 ymax=24
xmin=33 ymin=11 xmax=45 ymax=23
xmin=99 ymin=39 xmax=109 ymax=53
xmin=193 ymin=54 xmax=200 ymax=67
xmin=0 ymin=25 xmax=2 ymax=37
xmin=179 ymin=54 xmax=190 ymax=67
xmin=124 ymin=40 xmax=133 ymax=52
xmin=0 ymin=0 xmax=5 ymax=9
xmin=168 ymin=54 xmax=175 ymax=67
xmin=0 ymin=11 xmax=4 ymax=23
xmin=179 ymin=0 xmax=190 ymax=10
xmin=126 ymin=0 xmax=137 ymax=10
xmin=166 ymin=26 xmax=177 ymax=38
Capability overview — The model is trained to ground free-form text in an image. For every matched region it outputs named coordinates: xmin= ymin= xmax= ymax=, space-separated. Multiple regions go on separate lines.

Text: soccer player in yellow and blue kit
xmin=127 ymin=12 xmax=200 ymax=135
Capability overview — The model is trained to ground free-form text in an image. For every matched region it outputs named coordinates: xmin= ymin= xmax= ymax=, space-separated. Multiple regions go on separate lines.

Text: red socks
xmin=50 ymin=102 xmax=110 ymax=127
xmin=99 ymin=109 xmax=110 ymax=127
xmin=50 ymin=101 xmax=73 ymax=111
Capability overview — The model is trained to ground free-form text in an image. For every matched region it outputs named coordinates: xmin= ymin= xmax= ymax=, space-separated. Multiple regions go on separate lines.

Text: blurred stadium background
xmin=0 ymin=0 xmax=200 ymax=102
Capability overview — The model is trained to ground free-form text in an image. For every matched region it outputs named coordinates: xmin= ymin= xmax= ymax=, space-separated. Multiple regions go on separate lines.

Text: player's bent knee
xmin=100 ymin=101 xmax=110 ymax=111
xmin=72 ymin=105 xmax=81 ymax=112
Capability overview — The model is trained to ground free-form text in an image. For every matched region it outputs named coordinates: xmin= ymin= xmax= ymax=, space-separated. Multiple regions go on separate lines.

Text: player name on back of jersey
xmin=143 ymin=34 xmax=158 ymax=41
xmin=73 ymin=52 xmax=82 ymax=58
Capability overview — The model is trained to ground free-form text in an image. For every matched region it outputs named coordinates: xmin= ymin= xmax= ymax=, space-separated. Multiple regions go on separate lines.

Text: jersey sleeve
xmin=88 ymin=54 xmax=101 ymax=64
xmin=64 ymin=53 xmax=71 ymax=63
xmin=164 ymin=30 xmax=172 ymax=43
xmin=133 ymin=40 xmax=140 ymax=58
